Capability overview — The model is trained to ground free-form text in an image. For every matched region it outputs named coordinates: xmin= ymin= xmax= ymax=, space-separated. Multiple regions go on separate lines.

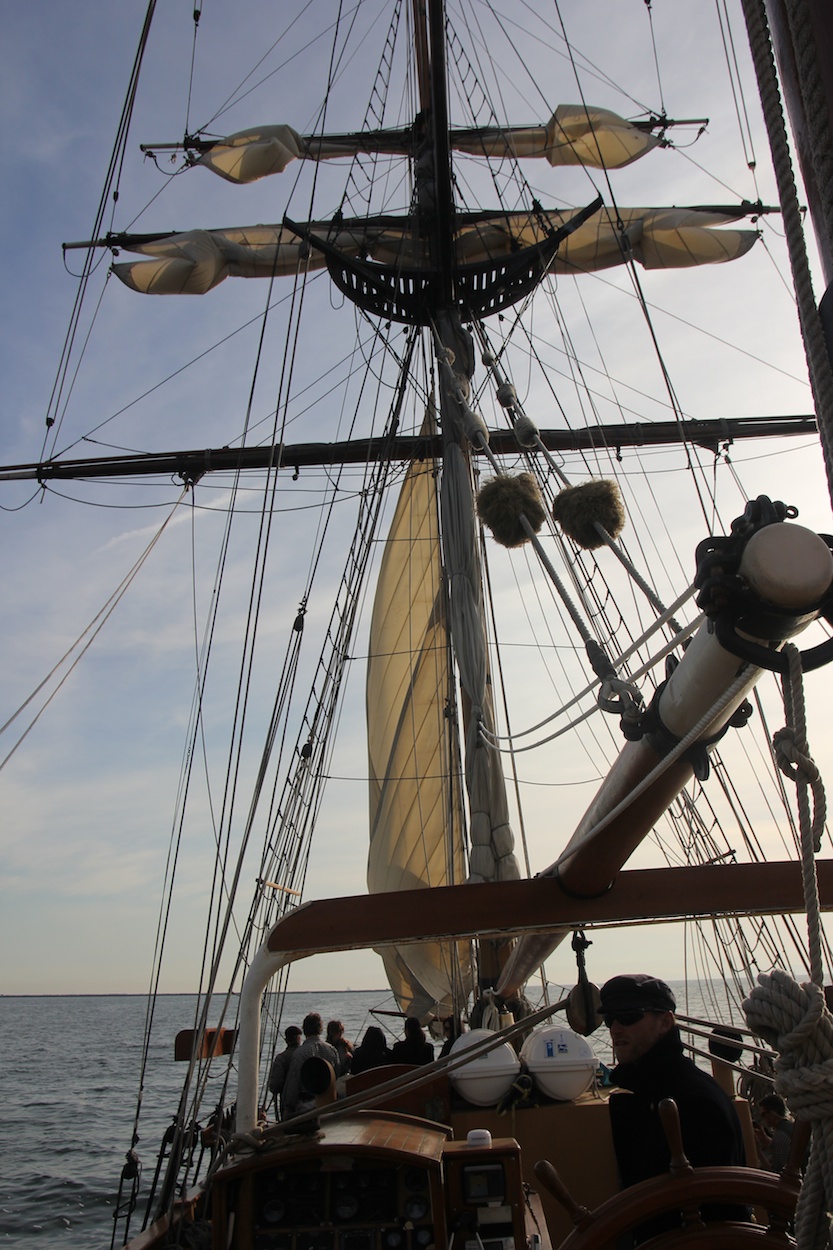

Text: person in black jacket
xmin=350 ymin=1025 xmax=393 ymax=1074
xmin=391 ymin=1016 xmax=435 ymax=1065
xmin=599 ymin=973 xmax=749 ymax=1245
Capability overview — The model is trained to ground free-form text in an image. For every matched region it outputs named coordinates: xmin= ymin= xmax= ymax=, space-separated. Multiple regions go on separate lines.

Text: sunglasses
xmin=602 ymin=1008 xmax=663 ymax=1027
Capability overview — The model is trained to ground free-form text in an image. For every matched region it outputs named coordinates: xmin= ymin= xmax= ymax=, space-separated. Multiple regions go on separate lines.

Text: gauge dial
xmin=334 ymin=1194 xmax=360 ymax=1220
xmin=262 ymin=1198 xmax=286 ymax=1224
xmin=404 ymin=1196 xmax=429 ymax=1221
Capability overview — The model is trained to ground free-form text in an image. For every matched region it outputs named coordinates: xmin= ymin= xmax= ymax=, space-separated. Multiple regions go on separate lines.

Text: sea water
xmin=1 ymin=992 xmax=402 ymax=1249
xmin=0 ymin=983 xmax=734 ymax=1249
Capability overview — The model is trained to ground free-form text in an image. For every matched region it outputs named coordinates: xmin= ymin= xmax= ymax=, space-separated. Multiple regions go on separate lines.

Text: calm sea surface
xmin=1 ymin=983 xmax=734 ymax=1249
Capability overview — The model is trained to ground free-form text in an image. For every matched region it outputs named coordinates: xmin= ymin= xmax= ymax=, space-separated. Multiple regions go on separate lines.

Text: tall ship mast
xmin=4 ymin=2 xmax=833 ymax=1247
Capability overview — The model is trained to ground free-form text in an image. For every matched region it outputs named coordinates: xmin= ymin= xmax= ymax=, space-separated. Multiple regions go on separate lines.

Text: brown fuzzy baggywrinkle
xmin=476 ymin=473 xmax=546 ymax=548
xmin=552 ymin=479 xmax=625 ymax=549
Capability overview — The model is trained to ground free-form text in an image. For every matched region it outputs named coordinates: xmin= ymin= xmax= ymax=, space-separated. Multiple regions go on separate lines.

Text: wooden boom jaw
xmin=497 ymin=516 xmax=833 ymax=995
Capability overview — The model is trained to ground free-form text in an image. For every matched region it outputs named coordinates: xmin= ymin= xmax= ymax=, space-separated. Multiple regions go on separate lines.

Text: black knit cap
xmin=598 ymin=973 xmax=676 ymax=1014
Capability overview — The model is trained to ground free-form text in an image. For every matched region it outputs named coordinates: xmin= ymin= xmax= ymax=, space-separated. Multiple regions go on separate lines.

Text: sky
xmin=2 ymin=0 xmax=833 ymax=999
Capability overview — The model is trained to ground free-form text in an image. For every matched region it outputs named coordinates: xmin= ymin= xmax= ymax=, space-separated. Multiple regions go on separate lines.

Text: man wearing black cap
xmin=599 ymin=973 xmax=748 ymax=1242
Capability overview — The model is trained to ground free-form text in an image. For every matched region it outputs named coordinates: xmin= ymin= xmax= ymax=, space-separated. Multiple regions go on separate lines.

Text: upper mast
xmin=423 ymin=0 xmax=455 ymax=306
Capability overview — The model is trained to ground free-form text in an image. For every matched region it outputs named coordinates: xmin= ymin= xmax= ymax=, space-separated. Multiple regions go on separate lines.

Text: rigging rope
xmin=45 ymin=0 xmax=158 ymax=460
xmin=0 ymin=490 xmax=187 ymax=771
xmin=480 ymin=607 xmax=703 ymax=756
xmin=150 ymin=5 xmax=395 ymax=1172
xmin=716 ymin=0 xmax=760 ymax=192
xmin=741 ymin=0 xmax=833 ymax=509
xmin=744 ymin=644 xmax=833 ymax=1250
xmin=434 ymin=329 xmax=643 ymax=724
xmin=777 ymin=0 xmax=833 ymax=279
xmin=553 ymin=667 xmax=754 ymax=854
xmin=476 ymin=327 xmax=688 ymax=636
xmin=548 ymin=1 xmax=717 ymax=531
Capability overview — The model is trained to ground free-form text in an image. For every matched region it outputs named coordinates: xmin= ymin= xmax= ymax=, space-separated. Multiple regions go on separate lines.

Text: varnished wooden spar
xmin=262 ymin=859 xmax=833 ymax=956
xmin=231 ymin=858 xmax=833 ymax=1132
xmin=0 ymin=415 xmax=817 ymax=482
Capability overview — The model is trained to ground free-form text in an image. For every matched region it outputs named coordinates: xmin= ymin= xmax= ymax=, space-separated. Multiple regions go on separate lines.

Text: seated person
xmin=326 ymin=1019 xmax=355 ymax=1075
xmin=391 ymin=1017 xmax=434 ymax=1066
xmin=755 ymin=1093 xmax=798 ymax=1172
xmin=439 ymin=1015 xmax=461 ymax=1058
xmin=350 ymin=1025 xmax=394 ymax=1074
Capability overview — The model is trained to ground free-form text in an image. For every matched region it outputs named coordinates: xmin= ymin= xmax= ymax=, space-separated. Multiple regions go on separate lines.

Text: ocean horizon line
xmin=0 ymin=988 xmax=392 ymax=998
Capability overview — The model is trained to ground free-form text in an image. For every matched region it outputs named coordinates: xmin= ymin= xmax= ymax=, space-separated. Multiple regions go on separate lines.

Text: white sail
xmin=367 ymin=431 xmax=471 ymax=1018
xmin=113 ymin=207 xmax=757 ymax=294
xmin=196 ymin=106 xmax=660 ymax=184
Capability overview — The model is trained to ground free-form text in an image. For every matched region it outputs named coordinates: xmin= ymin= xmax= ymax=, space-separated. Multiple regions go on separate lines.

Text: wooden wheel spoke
xmin=534 ymin=1150 xmax=800 ymax=1248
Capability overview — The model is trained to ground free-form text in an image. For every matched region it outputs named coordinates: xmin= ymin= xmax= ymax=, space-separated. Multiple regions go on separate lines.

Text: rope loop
xmin=598 ymin=675 xmax=643 ymax=721
xmin=773 ymin=725 xmax=822 ymax=786
xmin=744 ymin=970 xmax=833 ymax=1247
xmin=774 ymin=644 xmax=827 ymax=853
xmin=479 ymin=989 xmax=501 ymax=1031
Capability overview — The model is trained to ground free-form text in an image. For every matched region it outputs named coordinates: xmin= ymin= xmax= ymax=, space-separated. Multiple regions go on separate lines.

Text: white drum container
xmin=448 ymin=1029 xmax=521 ymax=1106
xmin=520 ymin=1026 xmax=597 ymax=1101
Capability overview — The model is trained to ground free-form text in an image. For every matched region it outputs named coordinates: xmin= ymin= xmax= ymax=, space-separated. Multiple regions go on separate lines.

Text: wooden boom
xmin=497 ymin=520 xmax=833 ymax=994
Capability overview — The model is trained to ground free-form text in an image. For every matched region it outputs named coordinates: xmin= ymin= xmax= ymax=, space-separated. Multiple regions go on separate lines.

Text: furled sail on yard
xmin=194 ymin=106 xmax=661 ymax=184
xmin=112 ymin=206 xmax=758 ymax=295
xmin=366 ymin=419 xmax=471 ymax=1018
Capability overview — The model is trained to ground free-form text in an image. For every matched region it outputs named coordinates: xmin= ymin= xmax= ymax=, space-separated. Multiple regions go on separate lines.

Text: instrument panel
xmin=250 ymin=1159 xmax=437 ymax=1250
xmin=209 ymin=1114 xmax=526 ymax=1250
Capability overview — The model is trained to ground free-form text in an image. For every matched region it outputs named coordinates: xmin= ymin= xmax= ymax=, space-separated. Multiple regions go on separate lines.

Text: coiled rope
xmin=743 ymin=644 xmax=833 ymax=1249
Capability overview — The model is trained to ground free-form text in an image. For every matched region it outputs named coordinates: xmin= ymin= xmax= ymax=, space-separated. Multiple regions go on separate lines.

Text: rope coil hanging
xmin=743 ymin=644 xmax=833 ymax=1250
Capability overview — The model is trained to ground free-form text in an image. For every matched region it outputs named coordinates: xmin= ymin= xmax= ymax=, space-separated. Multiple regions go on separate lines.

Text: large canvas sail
xmin=366 ymin=419 xmax=472 ymax=1019
xmin=194 ymin=106 xmax=661 ymax=183
xmin=112 ymin=207 xmax=758 ymax=295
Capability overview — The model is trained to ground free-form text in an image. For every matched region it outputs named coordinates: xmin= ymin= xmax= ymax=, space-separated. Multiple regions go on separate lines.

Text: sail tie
xmin=743 ymin=643 xmax=833 ymax=1250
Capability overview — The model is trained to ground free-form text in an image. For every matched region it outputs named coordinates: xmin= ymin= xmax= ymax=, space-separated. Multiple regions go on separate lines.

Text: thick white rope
xmin=743 ymin=644 xmax=833 ymax=1249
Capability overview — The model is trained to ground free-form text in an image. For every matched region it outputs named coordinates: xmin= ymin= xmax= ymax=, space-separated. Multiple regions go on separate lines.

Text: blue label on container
xmin=545 ymin=1040 xmax=554 ymax=1057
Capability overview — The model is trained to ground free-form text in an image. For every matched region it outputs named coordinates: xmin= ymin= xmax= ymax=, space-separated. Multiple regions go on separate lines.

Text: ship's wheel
xmin=533 ymin=1099 xmax=807 ymax=1249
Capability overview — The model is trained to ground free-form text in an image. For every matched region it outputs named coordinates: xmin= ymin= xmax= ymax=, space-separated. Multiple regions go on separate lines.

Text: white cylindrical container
xmin=448 ymin=1029 xmax=520 ymax=1106
xmin=520 ymin=1026 xmax=597 ymax=1101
